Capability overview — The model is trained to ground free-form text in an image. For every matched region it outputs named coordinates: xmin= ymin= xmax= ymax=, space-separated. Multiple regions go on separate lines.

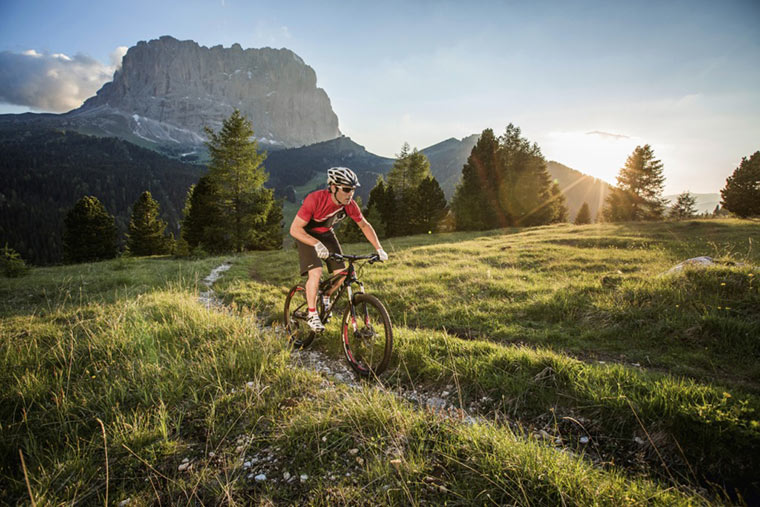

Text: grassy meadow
xmin=2 ymin=219 xmax=759 ymax=504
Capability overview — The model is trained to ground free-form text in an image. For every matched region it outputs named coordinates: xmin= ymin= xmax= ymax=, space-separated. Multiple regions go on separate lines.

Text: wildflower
xmin=720 ymin=282 xmax=726 ymax=286
xmin=723 ymin=392 xmax=732 ymax=398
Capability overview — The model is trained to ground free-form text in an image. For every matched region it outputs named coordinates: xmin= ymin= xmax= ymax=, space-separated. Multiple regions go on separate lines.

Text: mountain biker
xmin=289 ymin=167 xmax=388 ymax=333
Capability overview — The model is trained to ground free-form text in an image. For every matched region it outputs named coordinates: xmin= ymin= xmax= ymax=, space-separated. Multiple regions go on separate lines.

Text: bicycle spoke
xmin=342 ymin=294 xmax=392 ymax=376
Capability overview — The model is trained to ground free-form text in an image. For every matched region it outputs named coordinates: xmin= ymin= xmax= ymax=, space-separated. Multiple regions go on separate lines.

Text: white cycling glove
xmin=314 ymin=241 xmax=330 ymax=259
xmin=377 ymin=248 xmax=388 ymax=262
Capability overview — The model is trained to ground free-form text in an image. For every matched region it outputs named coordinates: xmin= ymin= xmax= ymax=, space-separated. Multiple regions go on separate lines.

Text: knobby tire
xmin=341 ymin=293 xmax=393 ymax=377
xmin=283 ymin=283 xmax=317 ymax=348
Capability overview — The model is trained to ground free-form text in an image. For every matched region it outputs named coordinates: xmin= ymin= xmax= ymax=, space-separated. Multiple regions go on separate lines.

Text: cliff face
xmin=73 ymin=36 xmax=340 ymax=147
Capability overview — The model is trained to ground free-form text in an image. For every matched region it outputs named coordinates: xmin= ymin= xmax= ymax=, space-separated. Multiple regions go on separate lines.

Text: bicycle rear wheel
xmin=342 ymin=293 xmax=393 ymax=377
xmin=283 ymin=283 xmax=316 ymax=348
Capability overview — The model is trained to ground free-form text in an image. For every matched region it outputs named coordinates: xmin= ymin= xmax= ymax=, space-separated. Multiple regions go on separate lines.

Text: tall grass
xmin=0 ymin=288 xmax=705 ymax=504
xmin=1 ymin=290 xmax=295 ymax=503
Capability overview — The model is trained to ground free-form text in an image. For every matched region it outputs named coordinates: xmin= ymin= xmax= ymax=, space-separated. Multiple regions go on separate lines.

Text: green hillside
xmin=2 ymin=219 xmax=759 ymax=504
xmin=0 ymin=128 xmax=205 ymax=264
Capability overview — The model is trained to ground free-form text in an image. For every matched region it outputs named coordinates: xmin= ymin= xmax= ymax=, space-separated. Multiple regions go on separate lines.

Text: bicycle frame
xmin=319 ymin=254 xmax=370 ymax=323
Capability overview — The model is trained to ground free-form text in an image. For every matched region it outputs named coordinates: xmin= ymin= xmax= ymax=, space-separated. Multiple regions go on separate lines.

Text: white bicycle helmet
xmin=327 ymin=167 xmax=360 ymax=188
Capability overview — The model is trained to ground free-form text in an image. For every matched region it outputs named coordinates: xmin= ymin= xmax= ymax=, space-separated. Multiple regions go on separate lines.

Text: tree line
xmin=0 ymin=128 xmax=202 ymax=265
xmin=5 ymin=112 xmax=759 ymax=272
xmin=60 ymin=110 xmax=284 ymax=263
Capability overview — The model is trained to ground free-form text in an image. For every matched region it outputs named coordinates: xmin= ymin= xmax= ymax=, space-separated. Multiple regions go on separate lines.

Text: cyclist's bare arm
xmin=358 ymin=219 xmax=383 ymax=251
xmin=289 ymin=215 xmax=319 ymax=246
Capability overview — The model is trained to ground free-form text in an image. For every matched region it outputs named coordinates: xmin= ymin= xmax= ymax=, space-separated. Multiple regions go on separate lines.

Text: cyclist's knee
xmin=307 ymin=267 xmax=322 ymax=281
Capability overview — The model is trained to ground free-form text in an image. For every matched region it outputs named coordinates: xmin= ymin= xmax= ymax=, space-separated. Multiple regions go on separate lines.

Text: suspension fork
xmin=347 ymin=284 xmax=356 ymax=329
xmin=344 ymin=263 xmax=369 ymax=336
xmin=347 ymin=282 xmax=370 ymax=329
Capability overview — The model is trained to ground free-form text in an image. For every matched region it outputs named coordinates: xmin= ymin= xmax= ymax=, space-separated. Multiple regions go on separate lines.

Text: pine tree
xmin=386 ymin=143 xmax=432 ymax=236
xmin=547 ymin=182 xmax=568 ymax=223
xmin=669 ymin=191 xmax=698 ymax=220
xmin=498 ymin=124 xmax=557 ymax=226
xmin=721 ymin=151 xmax=760 ymax=218
xmin=126 ymin=191 xmax=171 ymax=256
xmin=182 ymin=176 xmax=230 ymax=253
xmin=335 ymin=196 xmax=366 ymax=244
xmin=63 ymin=196 xmax=118 ymax=263
xmin=247 ymin=192 xmax=284 ymax=250
xmin=366 ymin=177 xmax=396 ymax=237
xmin=410 ymin=176 xmax=449 ymax=234
xmin=205 ymin=109 xmax=273 ymax=252
xmin=382 ymin=185 xmax=398 ymax=237
xmin=386 ymin=143 xmax=432 ymax=196
xmin=2 ymin=243 xmax=29 ymax=277
xmin=603 ymin=145 xmax=666 ymax=221
xmin=452 ymin=125 xmax=559 ymax=230
xmin=575 ymin=202 xmax=592 ymax=224
xmin=363 ymin=203 xmax=386 ymax=239
xmin=452 ymin=128 xmax=500 ymax=230
xmin=181 ymin=183 xmax=195 ymax=223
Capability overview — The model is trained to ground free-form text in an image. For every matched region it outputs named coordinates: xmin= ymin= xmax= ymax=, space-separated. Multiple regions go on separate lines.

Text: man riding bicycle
xmin=289 ymin=166 xmax=388 ymax=333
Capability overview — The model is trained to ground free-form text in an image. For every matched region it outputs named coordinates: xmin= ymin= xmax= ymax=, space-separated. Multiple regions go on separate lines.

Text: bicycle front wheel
xmin=342 ymin=293 xmax=393 ymax=377
xmin=283 ymin=283 xmax=316 ymax=348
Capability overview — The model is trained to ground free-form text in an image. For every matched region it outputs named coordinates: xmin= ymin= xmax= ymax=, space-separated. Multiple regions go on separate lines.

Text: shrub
xmin=1 ymin=243 xmax=29 ymax=277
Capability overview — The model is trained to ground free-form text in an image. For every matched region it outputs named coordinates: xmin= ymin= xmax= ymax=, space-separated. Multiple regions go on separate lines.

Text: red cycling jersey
xmin=296 ymin=189 xmax=364 ymax=234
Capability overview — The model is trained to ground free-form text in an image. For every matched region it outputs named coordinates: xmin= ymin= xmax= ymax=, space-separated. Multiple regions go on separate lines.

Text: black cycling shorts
xmin=297 ymin=230 xmax=345 ymax=276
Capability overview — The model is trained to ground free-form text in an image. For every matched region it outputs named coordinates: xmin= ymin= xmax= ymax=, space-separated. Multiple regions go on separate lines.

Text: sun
xmin=541 ymin=131 xmax=641 ymax=184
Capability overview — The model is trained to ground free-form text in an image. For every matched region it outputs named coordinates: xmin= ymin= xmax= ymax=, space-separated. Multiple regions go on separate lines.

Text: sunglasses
xmin=339 ymin=186 xmax=356 ymax=193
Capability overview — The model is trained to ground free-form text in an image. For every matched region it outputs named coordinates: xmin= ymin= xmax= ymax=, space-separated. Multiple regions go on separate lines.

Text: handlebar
xmin=329 ymin=252 xmax=381 ymax=263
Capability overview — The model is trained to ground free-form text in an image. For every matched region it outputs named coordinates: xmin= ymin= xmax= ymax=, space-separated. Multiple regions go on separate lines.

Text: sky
xmin=1 ymin=0 xmax=758 ymax=195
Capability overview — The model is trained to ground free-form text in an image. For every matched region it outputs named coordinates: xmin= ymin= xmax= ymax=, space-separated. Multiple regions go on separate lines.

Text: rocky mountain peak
xmin=74 ymin=36 xmax=340 ymax=148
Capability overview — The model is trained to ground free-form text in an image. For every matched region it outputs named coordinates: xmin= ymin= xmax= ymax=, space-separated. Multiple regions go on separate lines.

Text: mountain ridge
xmin=0 ymin=36 xmax=341 ymax=154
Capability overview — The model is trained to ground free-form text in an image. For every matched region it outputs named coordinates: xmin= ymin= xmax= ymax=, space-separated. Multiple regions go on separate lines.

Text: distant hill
xmin=0 ymin=128 xmax=203 ymax=264
xmin=663 ymin=193 xmax=721 ymax=214
xmin=545 ymin=161 xmax=613 ymax=221
xmin=419 ymin=134 xmax=480 ymax=199
xmin=264 ymin=135 xmax=394 ymax=203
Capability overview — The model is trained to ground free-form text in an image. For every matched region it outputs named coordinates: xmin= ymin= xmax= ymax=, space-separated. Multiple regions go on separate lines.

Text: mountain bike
xmin=283 ymin=253 xmax=393 ymax=377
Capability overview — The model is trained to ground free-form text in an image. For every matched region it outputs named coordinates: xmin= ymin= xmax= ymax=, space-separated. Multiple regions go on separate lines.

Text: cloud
xmin=585 ymin=130 xmax=631 ymax=140
xmin=110 ymin=46 xmax=128 ymax=70
xmin=0 ymin=47 xmax=125 ymax=113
